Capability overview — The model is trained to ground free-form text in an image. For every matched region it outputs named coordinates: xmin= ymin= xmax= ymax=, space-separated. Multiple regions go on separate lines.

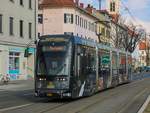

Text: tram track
xmin=1 ymin=78 xmax=150 ymax=113
xmin=73 ymin=81 xmax=150 ymax=113
xmin=37 ymin=88 xmax=121 ymax=113
xmin=39 ymin=102 xmax=70 ymax=113
xmin=18 ymin=81 xmax=144 ymax=113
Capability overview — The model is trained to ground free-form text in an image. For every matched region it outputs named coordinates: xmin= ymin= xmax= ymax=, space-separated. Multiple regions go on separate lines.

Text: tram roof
xmin=39 ymin=34 xmax=130 ymax=55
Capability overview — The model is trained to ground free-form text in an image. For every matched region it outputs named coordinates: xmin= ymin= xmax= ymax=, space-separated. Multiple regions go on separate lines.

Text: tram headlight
xmin=56 ymin=77 xmax=67 ymax=81
xmin=39 ymin=78 xmax=46 ymax=81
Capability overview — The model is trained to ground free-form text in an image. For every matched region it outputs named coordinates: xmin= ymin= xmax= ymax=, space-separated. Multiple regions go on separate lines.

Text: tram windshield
xmin=37 ymin=38 xmax=72 ymax=76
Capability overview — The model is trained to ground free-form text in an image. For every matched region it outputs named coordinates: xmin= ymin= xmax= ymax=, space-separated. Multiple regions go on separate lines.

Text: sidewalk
xmin=0 ymin=80 xmax=34 ymax=86
xmin=143 ymin=102 xmax=150 ymax=113
xmin=0 ymin=80 xmax=34 ymax=91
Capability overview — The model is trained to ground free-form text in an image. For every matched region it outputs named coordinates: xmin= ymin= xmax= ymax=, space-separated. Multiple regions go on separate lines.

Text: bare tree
xmin=110 ymin=15 xmax=145 ymax=53
xmin=110 ymin=15 xmax=127 ymax=49
xmin=123 ymin=24 xmax=145 ymax=53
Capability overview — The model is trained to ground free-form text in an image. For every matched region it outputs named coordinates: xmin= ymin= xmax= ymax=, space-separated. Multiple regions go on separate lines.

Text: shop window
xmin=9 ymin=52 xmax=20 ymax=74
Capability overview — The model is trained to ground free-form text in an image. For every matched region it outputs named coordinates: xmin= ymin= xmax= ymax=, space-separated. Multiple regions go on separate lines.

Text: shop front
xmin=0 ymin=45 xmax=35 ymax=80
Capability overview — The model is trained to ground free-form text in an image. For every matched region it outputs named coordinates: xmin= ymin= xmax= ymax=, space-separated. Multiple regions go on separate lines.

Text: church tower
xmin=107 ymin=0 xmax=120 ymax=15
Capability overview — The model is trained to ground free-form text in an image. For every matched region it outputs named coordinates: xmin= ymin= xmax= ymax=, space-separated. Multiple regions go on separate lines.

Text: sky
xmin=80 ymin=0 xmax=150 ymax=33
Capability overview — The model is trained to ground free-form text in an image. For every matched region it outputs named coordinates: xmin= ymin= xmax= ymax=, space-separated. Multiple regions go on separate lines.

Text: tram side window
xmin=86 ymin=48 xmax=96 ymax=74
xmin=119 ymin=54 xmax=126 ymax=75
xmin=99 ymin=50 xmax=110 ymax=76
xmin=77 ymin=46 xmax=87 ymax=76
xmin=112 ymin=52 xmax=118 ymax=76
xmin=128 ymin=55 xmax=132 ymax=74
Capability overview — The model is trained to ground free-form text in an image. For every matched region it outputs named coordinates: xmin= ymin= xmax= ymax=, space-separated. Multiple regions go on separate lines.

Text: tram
xmin=35 ymin=34 xmax=132 ymax=98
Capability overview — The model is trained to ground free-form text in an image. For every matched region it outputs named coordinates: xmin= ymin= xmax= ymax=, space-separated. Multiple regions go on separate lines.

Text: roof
xmin=139 ymin=41 xmax=146 ymax=50
xmin=40 ymin=0 xmax=75 ymax=7
xmin=39 ymin=0 xmax=99 ymax=20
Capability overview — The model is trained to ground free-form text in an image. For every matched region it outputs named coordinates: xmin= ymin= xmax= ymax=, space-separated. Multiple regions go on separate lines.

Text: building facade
xmin=138 ymin=39 xmax=150 ymax=66
xmin=95 ymin=10 xmax=111 ymax=45
xmin=0 ymin=0 xmax=37 ymax=80
xmin=106 ymin=0 xmax=120 ymax=15
xmin=38 ymin=0 xmax=99 ymax=41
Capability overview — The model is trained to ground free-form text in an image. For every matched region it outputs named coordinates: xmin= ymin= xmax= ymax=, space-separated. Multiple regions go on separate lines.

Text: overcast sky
xmin=80 ymin=0 xmax=150 ymax=33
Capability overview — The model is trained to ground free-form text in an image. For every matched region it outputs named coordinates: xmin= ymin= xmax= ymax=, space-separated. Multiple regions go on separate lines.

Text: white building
xmin=38 ymin=0 xmax=99 ymax=41
xmin=0 ymin=0 xmax=37 ymax=80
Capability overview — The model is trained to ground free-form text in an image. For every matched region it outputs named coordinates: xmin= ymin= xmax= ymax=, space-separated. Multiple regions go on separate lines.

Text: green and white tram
xmin=35 ymin=35 xmax=132 ymax=98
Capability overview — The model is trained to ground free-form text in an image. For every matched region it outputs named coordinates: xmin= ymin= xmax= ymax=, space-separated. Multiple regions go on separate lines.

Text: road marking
xmin=117 ymin=88 xmax=148 ymax=113
xmin=0 ymin=104 xmax=32 ymax=112
xmin=138 ymin=95 xmax=150 ymax=113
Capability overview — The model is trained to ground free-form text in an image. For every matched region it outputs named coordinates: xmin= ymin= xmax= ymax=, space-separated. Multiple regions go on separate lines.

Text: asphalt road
xmin=0 ymin=73 xmax=150 ymax=113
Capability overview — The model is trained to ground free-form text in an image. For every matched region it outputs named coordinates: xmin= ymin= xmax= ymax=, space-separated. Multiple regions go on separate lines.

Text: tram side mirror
xmin=34 ymin=40 xmax=37 ymax=44
xmin=77 ymin=53 xmax=83 ymax=56
xmin=77 ymin=53 xmax=80 ymax=56
xmin=24 ymin=48 xmax=29 ymax=57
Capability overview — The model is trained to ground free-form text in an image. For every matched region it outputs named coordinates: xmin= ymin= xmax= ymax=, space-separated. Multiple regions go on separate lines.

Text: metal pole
xmin=99 ymin=0 xmax=102 ymax=10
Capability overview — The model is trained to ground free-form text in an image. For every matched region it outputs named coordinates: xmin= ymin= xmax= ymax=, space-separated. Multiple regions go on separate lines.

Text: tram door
xmin=111 ymin=51 xmax=119 ymax=86
xmin=127 ymin=55 xmax=132 ymax=81
xmin=98 ymin=49 xmax=111 ymax=89
xmin=119 ymin=53 xmax=126 ymax=83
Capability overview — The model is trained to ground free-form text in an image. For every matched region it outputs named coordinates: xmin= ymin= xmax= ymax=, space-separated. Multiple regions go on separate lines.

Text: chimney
xmin=74 ymin=0 xmax=79 ymax=5
xmin=80 ymin=3 xmax=84 ymax=8
xmin=86 ymin=4 xmax=92 ymax=13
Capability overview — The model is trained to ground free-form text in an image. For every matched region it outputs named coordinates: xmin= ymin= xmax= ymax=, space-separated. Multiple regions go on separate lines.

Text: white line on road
xmin=117 ymin=88 xmax=148 ymax=113
xmin=138 ymin=95 xmax=150 ymax=113
xmin=0 ymin=104 xmax=32 ymax=112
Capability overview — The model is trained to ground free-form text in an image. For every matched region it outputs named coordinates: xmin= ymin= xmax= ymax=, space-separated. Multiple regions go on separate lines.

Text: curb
xmin=137 ymin=95 xmax=150 ymax=113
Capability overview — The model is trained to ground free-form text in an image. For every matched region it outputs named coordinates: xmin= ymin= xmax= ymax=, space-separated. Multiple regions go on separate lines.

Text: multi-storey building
xmin=107 ymin=0 xmax=120 ymax=15
xmin=0 ymin=0 xmax=37 ymax=80
xmin=138 ymin=39 xmax=150 ymax=66
xmin=95 ymin=10 xmax=111 ymax=45
xmin=38 ymin=0 xmax=99 ymax=41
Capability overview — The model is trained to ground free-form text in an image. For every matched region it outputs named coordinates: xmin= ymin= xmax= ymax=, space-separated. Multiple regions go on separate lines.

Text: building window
xmin=20 ymin=20 xmax=23 ymax=37
xmin=110 ymin=2 xmax=115 ymax=12
xmin=80 ymin=18 xmax=82 ymax=27
xmin=9 ymin=17 xmax=14 ymax=35
xmin=29 ymin=23 xmax=32 ymax=39
xmin=88 ymin=22 xmax=91 ymax=30
xmin=10 ymin=0 xmax=14 ymax=2
xmin=29 ymin=0 xmax=32 ymax=9
xmin=64 ymin=13 xmax=73 ymax=24
xmin=20 ymin=0 xmax=23 ymax=6
xmin=85 ymin=20 xmax=87 ymax=29
xmin=0 ymin=15 xmax=2 ymax=33
xmin=38 ymin=14 xmax=43 ymax=24
xmin=64 ymin=32 xmax=73 ymax=35
xmin=81 ymin=18 xmax=83 ymax=28
xmin=106 ymin=29 xmax=110 ymax=37
xmin=38 ymin=32 xmax=40 ymax=37
xmin=77 ymin=16 xmax=79 ymax=25
xmin=101 ymin=27 xmax=105 ymax=36
xmin=9 ymin=52 xmax=20 ymax=75
xmin=75 ymin=15 xmax=77 ymax=25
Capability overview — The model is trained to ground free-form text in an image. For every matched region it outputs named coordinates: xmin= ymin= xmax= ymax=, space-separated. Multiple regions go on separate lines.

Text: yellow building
xmin=95 ymin=10 xmax=111 ymax=45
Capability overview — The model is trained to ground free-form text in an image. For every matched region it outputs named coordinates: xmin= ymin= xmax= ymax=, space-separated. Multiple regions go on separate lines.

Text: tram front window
xmin=37 ymin=41 xmax=72 ymax=76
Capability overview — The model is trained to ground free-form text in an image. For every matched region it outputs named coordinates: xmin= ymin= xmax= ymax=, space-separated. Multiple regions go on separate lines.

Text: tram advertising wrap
xmin=35 ymin=35 xmax=132 ymax=98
